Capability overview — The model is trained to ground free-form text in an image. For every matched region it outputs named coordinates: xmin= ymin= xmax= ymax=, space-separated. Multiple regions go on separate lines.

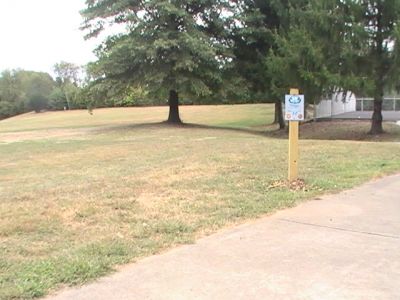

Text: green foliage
xmin=81 ymin=0 xmax=230 ymax=106
xmin=349 ymin=0 xmax=400 ymax=95
xmin=28 ymin=94 xmax=48 ymax=113
xmin=230 ymin=0 xmax=285 ymax=98
xmin=65 ymin=83 xmax=86 ymax=109
xmin=20 ymin=71 xmax=55 ymax=100
xmin=266 ymin=27 xmax=334 ymax=104
xmin=0 ymin=66 xmax=89 ymax=118
xmin=49 ymin=87 xmax=68 ymax=110
xmin=0 ymin=70 xmax=26 ymax=118
xmin=113 ymin=86 xmax=154 ymax=107
xmin=54 ymin=61 xmax=80 ymax=86
xmin=229 ymin=1 xmax=308 ymax=99
xmin=0 ymin=69 xmax=57 ymax=118
xmin=263 ymin=0 xmax=400 ymax=132
xmin=0 ymin=101 xmax=16 ymax=119
xmin=263 ymin=0 xmax=346 ymax=104
xmin=0 ymin=70 xmax=25 ymax=104
xmin=53 ymin=61 xmax=83 ymax=110
xmin=229 ymin=0 xmax=311 ymax=127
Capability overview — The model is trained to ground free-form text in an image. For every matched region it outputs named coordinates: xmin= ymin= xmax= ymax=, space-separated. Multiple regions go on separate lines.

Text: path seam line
xmin=278 ymin=218 xmax=400 ymax=240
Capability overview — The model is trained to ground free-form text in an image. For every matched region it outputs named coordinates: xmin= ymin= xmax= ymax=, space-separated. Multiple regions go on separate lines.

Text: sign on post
xmin=285 ymin=94 xmax=305 ymax=121
xmin=286 ymin=89 xmax=304 ymax=181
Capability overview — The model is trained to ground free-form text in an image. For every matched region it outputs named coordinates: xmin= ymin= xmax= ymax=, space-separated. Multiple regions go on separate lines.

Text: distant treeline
xmin=0 ymin=64 xmax=265 ymax=120
xmin=0 ymin=67 xmax=85 ymax=120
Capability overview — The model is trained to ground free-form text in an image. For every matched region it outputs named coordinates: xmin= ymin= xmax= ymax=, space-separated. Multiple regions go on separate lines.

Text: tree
xmin=0 ymin=70 xmax=25 ymax=118
xmin=0 ymin=69 xmax=56 ymax=118
xmin=19 ymin=71 xmax=55 ymax=101
xmin=49 ymin=87 xmax=68 ymax=110
xmin=266 ymin=0 xmax=400 ymax=134
xmin=265 ymin=24 xmax=339 ymax=113
xmin=0 ymin=101 xmax=15 ymax=119
xmin=28 ymin=94 xmax=48 ymax=113
xmin=229 ymin=0 xmax=309 ymax=129
xmin=53 ymin=61 xmax=81 ymax=110
xmin=260 ymin=2 xmax=329 ymax=115
xmin=81 ymin=0 xmax=229 ymax=124
xmin=53 ymin=61 xmax=80 ymax=85
xmin=352 ymin=0 xmax=400 ymax=134
xmin=230 ymin=0 xmax=285 ymax=129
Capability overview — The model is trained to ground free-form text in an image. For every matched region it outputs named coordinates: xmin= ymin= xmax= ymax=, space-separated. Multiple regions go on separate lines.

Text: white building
xmin=315 ymin=92 xmax=357 ymax=118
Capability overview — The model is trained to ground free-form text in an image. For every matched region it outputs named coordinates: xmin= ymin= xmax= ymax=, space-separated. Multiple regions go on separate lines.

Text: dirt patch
xmin=268 ymin=179 xmax=319 ymax=192
xmin=266 ymin=120 xmax=400 ymax=141
xmin=305 ymin=120 xmax=400 ymax=141
xmin=0 ymin=128 xmax=92 ymax=143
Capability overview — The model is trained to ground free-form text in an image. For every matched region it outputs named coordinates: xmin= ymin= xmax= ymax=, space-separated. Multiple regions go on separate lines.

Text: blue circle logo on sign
xmin=288 ymin=96 xmax=302 ymax=104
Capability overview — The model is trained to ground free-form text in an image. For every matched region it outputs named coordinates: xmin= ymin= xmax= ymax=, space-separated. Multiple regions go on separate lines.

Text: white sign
xmin=285 ymin=94 xmax=305 ymax=121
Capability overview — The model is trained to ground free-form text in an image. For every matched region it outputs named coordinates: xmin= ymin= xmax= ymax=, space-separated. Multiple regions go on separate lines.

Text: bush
xmin=29 ymin=94 xmax=48 ymax=113
xmin=49 ymin=88 xmax=67 ymax=110
xmin=0 ymin=101 xmax=15 ymax=119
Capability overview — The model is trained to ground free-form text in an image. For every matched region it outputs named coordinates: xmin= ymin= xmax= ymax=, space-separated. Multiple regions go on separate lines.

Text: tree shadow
xmin=90 ymin=122 xmax=170 ymax=134
xmin=185 ymin=120 xmax=400 ymax=142
xmin=181 ymin=123 xmax=275 ymax=138
xmin=91 ymin=121 xmax=283 ymax=138
xmin=90 ymin=120 xmax=400 ymax=142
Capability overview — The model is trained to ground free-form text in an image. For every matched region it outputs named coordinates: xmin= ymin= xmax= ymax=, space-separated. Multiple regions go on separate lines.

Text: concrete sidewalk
xmin=46 ymin=174 xmax=400 ymax=300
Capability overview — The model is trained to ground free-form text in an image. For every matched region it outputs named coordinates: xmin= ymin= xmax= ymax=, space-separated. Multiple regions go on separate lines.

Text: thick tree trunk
xmin=167 ymin=89 xmax=182 ymax=124
xmin=370 ymin=98 xmax=383 ymax=134
xmin=369 ymin=4 xmax=384 ymax=135
xmin=370 ymin=76 xmax=384 ymax=134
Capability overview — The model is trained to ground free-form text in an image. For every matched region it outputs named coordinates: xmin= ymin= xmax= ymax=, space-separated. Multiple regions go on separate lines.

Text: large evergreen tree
xmin=265 ymin=1 xmax=358 ymax=118
xmin=81 ymin=0 xmax=229 ymax=124
xmin=265 ymin=0 xmax=400 ymax=134
xmin=352 ymin=0 xmax=400 ymax=134
xmin=229 ymin=0 xmax=309 ymax=129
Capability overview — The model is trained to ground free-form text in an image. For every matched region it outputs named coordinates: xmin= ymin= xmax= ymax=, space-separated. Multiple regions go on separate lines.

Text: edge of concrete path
xmin=44 ymin=172 xmax=400 ymax=299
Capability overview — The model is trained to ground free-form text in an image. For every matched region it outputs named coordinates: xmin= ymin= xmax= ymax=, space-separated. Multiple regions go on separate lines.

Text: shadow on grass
xmin=185 ymin=121 xmax=400 ymax=142
xmin=92 ymin=121 xmax=276 ymax=138
xmin=182 ymin=123 xmax=272 ymax=137
xmin=297 ymin=120 xmax=400 ymax=142
xmin=91 ymin=120 xmax=400 ymax=142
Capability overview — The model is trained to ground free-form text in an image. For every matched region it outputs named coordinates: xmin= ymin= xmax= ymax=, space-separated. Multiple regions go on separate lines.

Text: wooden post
xmin=288 ymin=88 xmax=299 ymax=181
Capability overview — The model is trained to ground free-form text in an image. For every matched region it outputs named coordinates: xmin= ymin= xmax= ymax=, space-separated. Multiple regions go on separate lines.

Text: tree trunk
xmin=273 ymin=101 xmax=279 ymax=124
xmin=273 ymin=99 xmax=285 ymax=129
xmin=167 ymin=89 xmax=182 ymax=124
xmin=370 ymin=76 xmax=384 ymax=134
xmin=370 ymin=98 xmax=383 ymax=134
xmin=369 ymin=3 xmax=384 ymax=135
xmin=65 ymin=89 xmax=71 ymax=110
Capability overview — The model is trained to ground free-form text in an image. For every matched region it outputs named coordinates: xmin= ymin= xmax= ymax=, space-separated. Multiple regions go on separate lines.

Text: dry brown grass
xmin=0 ymin=105 xmax=399 ymax=299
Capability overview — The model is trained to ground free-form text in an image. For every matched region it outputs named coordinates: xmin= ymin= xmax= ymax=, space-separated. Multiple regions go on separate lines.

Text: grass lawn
xmin=1 ymin=104 xmax=400 ymax=299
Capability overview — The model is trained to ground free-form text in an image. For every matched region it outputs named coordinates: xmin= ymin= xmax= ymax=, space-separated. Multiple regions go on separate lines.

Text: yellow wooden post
xmin=288 ymin=88 xmax=300 ymax=181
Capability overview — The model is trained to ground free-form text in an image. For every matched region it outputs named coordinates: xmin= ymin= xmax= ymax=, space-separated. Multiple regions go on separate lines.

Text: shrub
xmin=29 ymin=94 xmax=48 ymax=113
